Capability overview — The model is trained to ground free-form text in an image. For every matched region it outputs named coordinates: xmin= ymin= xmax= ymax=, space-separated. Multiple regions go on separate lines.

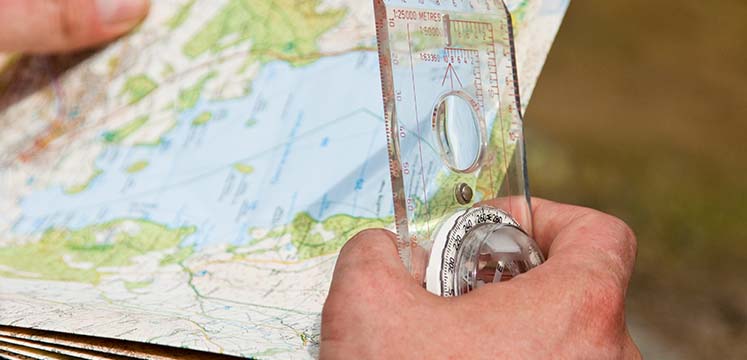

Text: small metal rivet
xmin=455 ymin=183 xmax=473 ymax=205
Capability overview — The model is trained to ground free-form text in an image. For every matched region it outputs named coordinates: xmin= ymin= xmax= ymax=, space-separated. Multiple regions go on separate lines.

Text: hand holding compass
xmin=321 ymin=199 xmax=640 ymax=359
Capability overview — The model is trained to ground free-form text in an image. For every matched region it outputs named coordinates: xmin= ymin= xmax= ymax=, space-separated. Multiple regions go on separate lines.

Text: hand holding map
xmin=0 ymin=0 xmax=149 ymax=53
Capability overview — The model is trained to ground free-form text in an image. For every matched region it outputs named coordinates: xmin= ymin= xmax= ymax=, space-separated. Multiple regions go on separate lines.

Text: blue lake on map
xmin=15 ymin=51 xmax=395 ymax=249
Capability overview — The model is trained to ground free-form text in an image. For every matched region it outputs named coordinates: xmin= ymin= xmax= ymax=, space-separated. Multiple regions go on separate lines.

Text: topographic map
xmin=0 ymin=0 xmax=568 ymax=358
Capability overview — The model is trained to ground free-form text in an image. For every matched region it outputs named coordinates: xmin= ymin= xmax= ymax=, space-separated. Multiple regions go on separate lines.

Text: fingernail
xmin=96 ymin=0 xmax=149 ymax=26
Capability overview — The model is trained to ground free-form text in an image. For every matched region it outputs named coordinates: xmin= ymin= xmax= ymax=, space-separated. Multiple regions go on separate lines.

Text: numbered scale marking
xmin=375 ymin=0 xmax=543 ymax=295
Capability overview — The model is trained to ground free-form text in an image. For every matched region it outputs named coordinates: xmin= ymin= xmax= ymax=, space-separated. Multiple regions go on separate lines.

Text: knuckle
xmin=50 ymin=0 xmax=93 ymax=48
xmin=339 ymin=229 xmax=395 ymax=263
xmin=583 ymin=212 xmax=638 ymax=273
xmin=606 ymin=215 xmax=637 ymax=250
xmin=605 ymin=215 xmax=638 ymax=272
xmin=334 ymin=228 xmax=399 ymax=288
xmin=58 ymin=1 xmax=81 ymax=38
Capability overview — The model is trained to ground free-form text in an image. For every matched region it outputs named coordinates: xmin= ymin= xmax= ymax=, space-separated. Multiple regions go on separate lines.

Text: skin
xmin=321 ymin=198 xmax=641 ymax=359
xmin=0 ymin=0 xmax=149 ymax=53
xmin=0 ymin=6 xmax=639 ymax=358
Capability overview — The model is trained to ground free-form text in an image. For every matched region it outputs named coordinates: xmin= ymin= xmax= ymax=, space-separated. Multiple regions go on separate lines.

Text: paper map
xmin=0 ymin=0 xmax=567 ymax=358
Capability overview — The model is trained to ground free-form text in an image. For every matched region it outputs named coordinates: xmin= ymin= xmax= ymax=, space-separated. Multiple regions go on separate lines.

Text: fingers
xmin=325 ymin=229 xmax=423 ymax=316
xmin=529 ymin=198 xmax=595 ymax=253
xmin=322 ymin=229 xmax=421 ymax=354
xmin=530 ymin=198 xmax=638 ymax=286
xmin=481 ymin=197 xmax=637 ymax=286
xmin=330 ymin=229 xmax=412 ymax=289
xmin=0 ymin=0 xmax=150 ymax=53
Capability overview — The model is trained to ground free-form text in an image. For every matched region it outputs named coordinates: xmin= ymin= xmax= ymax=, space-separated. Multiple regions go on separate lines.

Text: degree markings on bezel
xmin=438 ymin=207 xmax=519 ymax=296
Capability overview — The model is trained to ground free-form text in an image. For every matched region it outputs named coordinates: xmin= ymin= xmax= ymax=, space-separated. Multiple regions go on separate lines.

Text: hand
xmin=321 ymin=198 xmax=640 ymax=359
xmin=0 ymin=0 xmax=149 ymax=53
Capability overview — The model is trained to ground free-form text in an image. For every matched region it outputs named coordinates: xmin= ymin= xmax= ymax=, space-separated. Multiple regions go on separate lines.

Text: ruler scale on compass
xmin=375 ymin=0 xmax=544 ymax=296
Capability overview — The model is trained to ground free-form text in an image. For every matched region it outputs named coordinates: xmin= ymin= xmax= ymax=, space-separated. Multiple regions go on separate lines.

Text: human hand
xmin=321 ymin=198 xmax=640 ymax=359
xmin=0 ymin=0 xmax=149 ymax=53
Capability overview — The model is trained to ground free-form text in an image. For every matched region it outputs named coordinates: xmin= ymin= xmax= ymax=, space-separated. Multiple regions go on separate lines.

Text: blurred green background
xmin=524 ymin=1 xmax=746 ymax=358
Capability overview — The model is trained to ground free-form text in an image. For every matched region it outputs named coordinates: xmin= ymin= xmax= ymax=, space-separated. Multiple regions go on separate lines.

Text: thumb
xmin=321 ymin=230 xmax=420 ymax=356
xmin=0 ymin=0 xmax=150 ymax=53
xmin=327 ymin=229 xmax=425 ymax=307
xmin=323 ymin=229 xmax=416 ymax=336
xmin=330 ymin=229 xmax=412 ymax=290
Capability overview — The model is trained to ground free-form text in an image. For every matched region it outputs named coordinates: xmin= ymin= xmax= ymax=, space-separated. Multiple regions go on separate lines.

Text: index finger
xmin=483 ymin=197 xmax=637 ymax=286
xmin=532 ymin=198 xmax=637 ymax=285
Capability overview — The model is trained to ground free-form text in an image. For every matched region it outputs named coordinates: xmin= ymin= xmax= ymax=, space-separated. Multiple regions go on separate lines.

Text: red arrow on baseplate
xmin=441 ymin=63 xmax=464 ymax=90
